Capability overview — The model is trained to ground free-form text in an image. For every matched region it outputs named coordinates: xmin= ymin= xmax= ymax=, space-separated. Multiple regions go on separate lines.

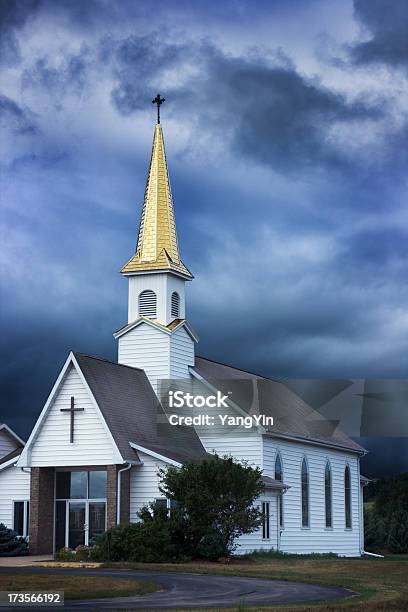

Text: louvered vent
xmin=139 ymin=290 xmax=157 ymax=317
xmin=171 ymin=291 xmax=180 ymax=318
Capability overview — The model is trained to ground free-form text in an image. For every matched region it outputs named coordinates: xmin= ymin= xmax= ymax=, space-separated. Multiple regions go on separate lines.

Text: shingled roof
xmin=74 ymin=353 xmax=207 ymax=465
xmin=193 ymin=356 xmax=365 ymax=454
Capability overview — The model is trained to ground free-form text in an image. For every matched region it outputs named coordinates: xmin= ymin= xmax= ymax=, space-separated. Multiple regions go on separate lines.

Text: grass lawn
xmin=0 ymin=573 xmax=158 ymax=600
xmin=101 ymin=553 xmax=408 ymax=611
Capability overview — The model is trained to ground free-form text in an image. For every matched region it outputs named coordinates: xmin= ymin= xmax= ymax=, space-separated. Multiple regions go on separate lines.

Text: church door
xmin=55 ymin=470 xmax=107 ymax=551
xmin=69 ymin=502 xmax=86 ymax=548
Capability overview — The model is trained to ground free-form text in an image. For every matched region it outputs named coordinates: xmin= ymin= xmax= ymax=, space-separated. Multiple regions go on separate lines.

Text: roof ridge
xmin=73 ymin=352 xmax=145 ymax=373
xmin=195 ymin=355 xmax=281 ymax=382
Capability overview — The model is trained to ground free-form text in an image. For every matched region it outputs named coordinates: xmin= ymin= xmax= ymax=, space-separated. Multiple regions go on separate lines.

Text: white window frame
xmin=324 ymin=459 xmax=333 ymax=530
xmin=54 ymin=469 xmax=107 ymax=549
xmin=262 ymin=501 xmax=270 ymax=540
xmin=274 ymin=451 xmax=284 ymax=529
xmin=301 ymin=456 xmax=310 ymax=529
xmin=155 ymin=497 xmax=178 ymax=515
xmin=12 ymin=500 xmax=29 ymax=537
xmin=344 ymin=463 xmax=352 ymax=530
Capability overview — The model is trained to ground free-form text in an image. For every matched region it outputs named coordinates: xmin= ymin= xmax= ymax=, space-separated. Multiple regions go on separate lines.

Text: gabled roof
xmin=121 ymin=123 xmax=192 ymax=280
xmin=262 ymin=475 xmax=289 ymax=491
xmin=0 ymin=423 xmax=25 ymax=447
xmin=193 ymin=356 xmax=366 ymax=454
xmin=113 ymin=316 xmax=198 ymax=342
xmin=0 ymin=448 xmax=21 ymax=469
xmin=74 ymin=353 xmax=206 ymax=465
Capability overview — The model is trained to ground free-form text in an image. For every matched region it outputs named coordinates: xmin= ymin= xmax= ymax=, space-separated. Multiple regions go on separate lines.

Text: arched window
xmin=171 ymin=291 xmax=180 ymax=318
xmin=345 ymin=464 xmax=352 ymax=529
xmin=138 ymin=290 xmax=157 ymax=317
xmin=275 ymin=453 xmax=284 ymax=528
xmin=301 ymin=457 xmax=309 ymax=528
xmin=325 ymin=461 xmax=332 ymax=528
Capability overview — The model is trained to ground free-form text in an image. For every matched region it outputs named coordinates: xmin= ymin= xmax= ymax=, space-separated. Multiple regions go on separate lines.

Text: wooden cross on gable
xmin=60 ymin=396 xmax=84 ymax=443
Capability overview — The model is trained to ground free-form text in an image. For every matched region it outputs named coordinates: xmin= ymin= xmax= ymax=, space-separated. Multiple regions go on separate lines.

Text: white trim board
xmin=114 ymin=317 xmax=198 ymax=343
xmin=0 ymin=424 xmax=25 ymax=446
xmin=129 ymin=442 xmax=182 ymax=467
xmin=17 ymin=352 xmax=123 ymax=467
xmin=0 ymin=455 xmax=21 ymax=472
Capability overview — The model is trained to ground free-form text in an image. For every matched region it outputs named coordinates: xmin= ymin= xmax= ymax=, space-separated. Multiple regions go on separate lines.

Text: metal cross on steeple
xmin=60 ymin=396 xmax=84 ymax=443
xmin=152 ymin=93 xmax=165 ymax=124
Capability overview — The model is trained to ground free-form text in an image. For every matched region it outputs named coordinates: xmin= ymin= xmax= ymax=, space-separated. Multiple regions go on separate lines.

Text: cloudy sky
xmin=1 ymin=0 xmax=408 ymax=471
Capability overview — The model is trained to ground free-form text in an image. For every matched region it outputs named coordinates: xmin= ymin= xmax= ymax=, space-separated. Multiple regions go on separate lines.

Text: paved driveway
xmin=0 ymin=566 xmax=354 ymax=610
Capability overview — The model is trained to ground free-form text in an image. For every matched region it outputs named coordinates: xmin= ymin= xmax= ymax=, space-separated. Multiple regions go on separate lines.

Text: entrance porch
xmin=29 ymin=465 xmax=130 ymax=555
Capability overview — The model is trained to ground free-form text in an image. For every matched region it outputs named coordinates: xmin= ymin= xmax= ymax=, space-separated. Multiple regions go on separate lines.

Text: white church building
xmin=0 ymin=109 xmax=367 ymax=556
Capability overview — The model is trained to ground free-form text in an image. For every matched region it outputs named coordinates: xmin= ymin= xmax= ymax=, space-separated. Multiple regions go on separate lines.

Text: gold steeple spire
xmin=121 ymin=121 xmax=193 ymax=279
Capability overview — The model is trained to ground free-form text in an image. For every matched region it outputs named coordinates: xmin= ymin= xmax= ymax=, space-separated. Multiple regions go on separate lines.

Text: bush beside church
xmin=0 ymin=523 xmax=28 ymax=557
xmin=364 ymin=472 xmax=408 ymax=554
xmin=56 ymin=455 xmax=264 ymax=563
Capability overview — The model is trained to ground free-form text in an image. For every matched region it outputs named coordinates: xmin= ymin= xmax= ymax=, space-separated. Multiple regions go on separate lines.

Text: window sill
xmin=324 ymin=527 xmax=333 ymax=531
xmin=344 ymin=527 xmax=353 ymax=531
xmin=301 ymin=526 xmax=310 ymax=530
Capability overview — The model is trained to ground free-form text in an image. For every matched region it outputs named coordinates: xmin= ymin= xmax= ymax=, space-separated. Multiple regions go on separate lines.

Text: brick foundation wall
xmin=29 ymin=465 xmax=130 ymax=553
xmin=29 ymin=467 xmax=55 ymax=555
xmin=120 ymin=467 xmax=130 ymax=524
xmin=106 ymin=465 xmax=131 ymax=528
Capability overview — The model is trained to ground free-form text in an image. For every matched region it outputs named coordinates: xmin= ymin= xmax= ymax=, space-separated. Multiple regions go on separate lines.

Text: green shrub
xmin=0 ymin=523 xmax=28 ymax=557
xmin=95 ymin=456 xmax=264 ymax=563
xmin=55 ymin=547 xmax=75 ymax=561
xmin=387 ymin=507 xmax=408 ymax=553
xmin=197 ymin=529 xmax=227 ymax=561
xmin=364 ymin=472 xmax=408 ymax=554
xmin=55 ymin=545 xmax=98 ymax=561
xmin=159 ymin=454 xmax=264 ymax=557
xmin=96 ymin=503 xmax=178 ymax=562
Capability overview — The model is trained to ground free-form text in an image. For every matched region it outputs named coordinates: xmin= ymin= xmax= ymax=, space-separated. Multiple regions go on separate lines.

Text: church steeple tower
xmin=120 ymin=122 xmax=192 ymax=280
xmin=115 ymin=96 xmax=197 ymax=392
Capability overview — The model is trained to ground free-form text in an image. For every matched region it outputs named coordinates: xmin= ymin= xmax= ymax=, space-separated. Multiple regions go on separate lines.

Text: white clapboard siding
xmin=118 ymin=323 xmax=194 ymax=393
xmin=193 ymin=393 xmax=263 ymax=467
xmin=0 ymin=463 xmax=30 ymax=530
xmin=129 ymin=452 xmax=167 ymax=521
xmin=30 ymin=363 xmax=117 ymax=466
xmin=170 ymin=326 xmax=194 ymax=379
xmin=0 ymin=431 xmax=18 ymax=459
xmin=263 ymin=438 xmax=361 ymax=556
xmin=199 ymin=431 xmax=263 ymax=467
xmin=129 ymin=450 xmax=277 ymax=554
xmin=235 ymin=493 xmax=279 ymax=554
xmin=118 ymin=322 xmax=171 ymax=392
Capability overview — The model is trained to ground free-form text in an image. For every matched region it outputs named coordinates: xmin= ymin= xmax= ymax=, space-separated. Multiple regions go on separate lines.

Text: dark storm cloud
xmin=108 ymin=33 xmax=188 ymax=115
xmin=0 ymin=94 xmax=38 ymax=135
xmin=1 ymin=0 xmax=407 ymax=477
xmin=206 ymin=54 xmax=382 ymax=171
xmin=109 ymin=38 xmax=383 ymax=171
xmin=21 ymin=44 xmax=93 ymax=99
xmin=0 ymin=0 xmax=39 ymax=66
xmin=350 ymin=0 xmax=408 ymax=69
xmin=342 ymin=226 xmax=408 ymax=272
